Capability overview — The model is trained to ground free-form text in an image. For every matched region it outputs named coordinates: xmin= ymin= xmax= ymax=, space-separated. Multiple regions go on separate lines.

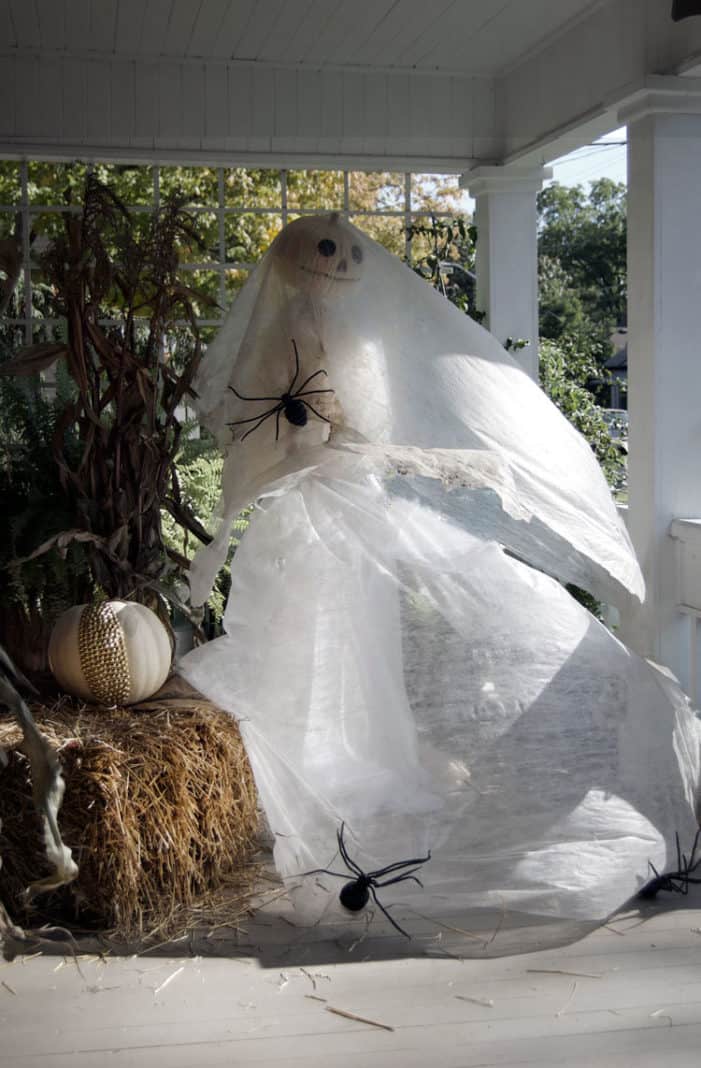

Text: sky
xmin=454 ymin=127 xmax=627 ymax=214
xmin=547 ymin=127 xmax=627 ymax=188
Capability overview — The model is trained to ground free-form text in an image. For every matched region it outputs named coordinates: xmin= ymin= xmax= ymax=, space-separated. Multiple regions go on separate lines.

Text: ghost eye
xmin=318 ymin=239 xmax=336 ymax=257
xmin=351 ymin=245 xmax=363 ymax=264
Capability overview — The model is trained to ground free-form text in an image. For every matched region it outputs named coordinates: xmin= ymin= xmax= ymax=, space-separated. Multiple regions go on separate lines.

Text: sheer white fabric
xmin=180 ymin=214 xmax=700 ymax=938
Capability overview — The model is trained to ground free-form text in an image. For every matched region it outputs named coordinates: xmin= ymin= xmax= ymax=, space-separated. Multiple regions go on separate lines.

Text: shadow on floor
xmin=8 ymin=875 xmax=701 ymax=970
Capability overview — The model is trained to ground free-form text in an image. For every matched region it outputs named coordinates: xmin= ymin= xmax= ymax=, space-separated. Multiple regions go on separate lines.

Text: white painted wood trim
xmin=0 ymin=52 xmax=490 ymax=170
xmin=670 ymin=519 xmax=701 ymax=616
xmin=0 ymin=143 xmax=479 ymax=172
xmin=678 ymin=606 xmax=700 ymax=708
xmin=461 ymin=166 xmax=551 ymax=380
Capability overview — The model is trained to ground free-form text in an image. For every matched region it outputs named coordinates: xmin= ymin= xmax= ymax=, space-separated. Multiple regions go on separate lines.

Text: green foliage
xmin=160 ymin=432 xmax=250 ymax=625
xmin=536 ymin=179 xmax=629 ymax=500
xmin=539 ymin=337 xmax=626 ymax=496
xmin=538 ymin=255 xmax=588 ymax=341
xmin=537 ymin=178 xmax=626 ymax=336
xmin=408 ymin=215 xmax=484 ymax=322
xmin=0 ymin=359 xmax=93 ymax=621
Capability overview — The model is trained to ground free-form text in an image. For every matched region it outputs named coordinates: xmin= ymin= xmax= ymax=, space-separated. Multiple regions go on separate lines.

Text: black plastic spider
xmin=638 ymin=829 xmax=701 ymax=898
xmin=227 ymin=338 xmax=335 ymax=442
xmin=302 ymin=823 xmax=431 ymax=939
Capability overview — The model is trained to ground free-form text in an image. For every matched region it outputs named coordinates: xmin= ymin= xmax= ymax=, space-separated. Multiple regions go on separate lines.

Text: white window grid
xmin=1 ymin=163 xmax=456 ymax=345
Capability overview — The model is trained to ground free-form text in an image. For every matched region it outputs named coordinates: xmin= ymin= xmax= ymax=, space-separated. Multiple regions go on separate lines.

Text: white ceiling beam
xmin=0 ymin=143 xmax=479 ymax=172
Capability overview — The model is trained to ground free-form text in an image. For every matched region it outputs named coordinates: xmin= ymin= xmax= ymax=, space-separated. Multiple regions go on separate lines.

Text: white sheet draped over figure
xmin=179 ymin=213 xmax=700 ymax=944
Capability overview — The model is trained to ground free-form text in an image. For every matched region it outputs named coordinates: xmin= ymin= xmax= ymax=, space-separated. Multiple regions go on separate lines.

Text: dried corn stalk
xmin=0 ymin=176 xmax=215 ymax=625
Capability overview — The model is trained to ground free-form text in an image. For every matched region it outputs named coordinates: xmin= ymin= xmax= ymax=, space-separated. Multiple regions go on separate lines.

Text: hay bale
xmin=0 ymin=680 xmax=259 ymax=942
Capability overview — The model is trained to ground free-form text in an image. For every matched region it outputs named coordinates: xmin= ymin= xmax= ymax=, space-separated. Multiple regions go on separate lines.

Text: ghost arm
xmin=335 ymin=441 xmax=640 ymax=609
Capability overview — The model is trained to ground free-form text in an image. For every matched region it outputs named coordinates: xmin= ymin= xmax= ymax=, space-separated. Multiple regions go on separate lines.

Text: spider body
xmin=340 ymin=877 xmax=370 ymax=912
xmin=639 ymin=829 xmax=701 ymax=898
xmin=301 ymin=823 xmax=431 ymax=939
xmin=227 ymin=339 xmax=334 ymax=442
xmin=279 ymin=394 xmax=308 ymax=428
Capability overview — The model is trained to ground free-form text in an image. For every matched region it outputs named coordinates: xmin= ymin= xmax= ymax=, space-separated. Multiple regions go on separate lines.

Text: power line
xmin=554 ymin=143 xmax=626 ymax=166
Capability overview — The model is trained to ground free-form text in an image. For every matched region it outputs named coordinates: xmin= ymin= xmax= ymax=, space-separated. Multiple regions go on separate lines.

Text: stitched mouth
xmin=300 ymin=266 xmax=359 ymax=282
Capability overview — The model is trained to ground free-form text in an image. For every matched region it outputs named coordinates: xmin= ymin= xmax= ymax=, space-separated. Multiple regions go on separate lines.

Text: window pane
xmin=349 ymin=214 xmax=406 ymax=257
xmin=225 ymin=213 xmax=282 ymax=264
xmin=411 ymin=173 xmax=464 ymax=214
xmin=180 ymin=269 xmax=221 ymax=318
xmin=160 ymin=166 xmax=219 ymax=207
xmin=349 ymin=172 xmax=405 ymax=213
xmin=225 ymin=168 xmax=281 ymax=209
xmin=0 ymin=210 xmax=23 ymax=329
xmin=27 ymin=161 xmax=88 ymax=205
xmin=286 ymin=170 xmax=344 ymax=211
xmin=30 ymin=210 xmax=70 ymax=252
xmin=176 ymin=210 xmax=219 ymax=264
xmin=92 ymin=163 xmax=154 ymax=205
xmin=405 ymin=214 xmax=438 ymax=266
xmin=0 ymin=161 xmax=21 ymax=206
xmin=224 ymin=268 xmax=249 ymax=302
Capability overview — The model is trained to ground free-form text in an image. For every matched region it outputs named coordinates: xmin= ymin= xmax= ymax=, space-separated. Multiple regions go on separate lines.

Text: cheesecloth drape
xmin=179 ymin=213 xmax=700 ymax=942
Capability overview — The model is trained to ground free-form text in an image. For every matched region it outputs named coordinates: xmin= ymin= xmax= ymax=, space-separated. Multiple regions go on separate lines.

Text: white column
xmin=619 ymin=85 xmax=701 ymax=694
xmin=462 ymin=166 xmax=551 ymax=380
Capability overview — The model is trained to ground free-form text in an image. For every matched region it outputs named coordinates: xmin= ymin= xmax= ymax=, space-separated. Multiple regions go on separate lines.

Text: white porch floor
xmin=2 ymin=885 xmax=701 ymax=1068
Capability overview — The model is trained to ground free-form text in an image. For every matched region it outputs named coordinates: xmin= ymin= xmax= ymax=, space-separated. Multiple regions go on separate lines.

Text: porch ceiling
xmin=2 ymin=1 xmax=701 ymax=171
xmin=0 ymin=0 xmax=599 ymax=78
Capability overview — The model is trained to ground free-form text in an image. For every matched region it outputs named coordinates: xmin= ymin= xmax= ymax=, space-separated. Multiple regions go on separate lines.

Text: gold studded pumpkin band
xmin=78 ymin=603 xmax=131 ymax=705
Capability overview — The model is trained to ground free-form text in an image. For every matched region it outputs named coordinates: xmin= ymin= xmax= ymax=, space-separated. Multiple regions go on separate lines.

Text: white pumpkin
xmin=48 ymin=601 xmax=172 ymax=706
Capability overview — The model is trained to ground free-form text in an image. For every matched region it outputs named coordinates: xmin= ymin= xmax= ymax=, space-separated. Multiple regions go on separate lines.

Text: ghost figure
xmin=181 ymin=213 xmax=700 ymax=948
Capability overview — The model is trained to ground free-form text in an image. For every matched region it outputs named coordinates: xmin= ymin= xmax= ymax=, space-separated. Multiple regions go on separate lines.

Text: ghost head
xmin=271 ymin=213 xmax=365 ymax=295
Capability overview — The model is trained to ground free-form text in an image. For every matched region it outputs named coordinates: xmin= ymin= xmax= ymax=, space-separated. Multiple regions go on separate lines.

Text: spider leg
xmin=289 ymin=339 xmax=301 ymax=393
xmin=296 ymin=388 xmax=336 ymax=397
xmin=686 ymin=830 xmax=701 ymax=874
xmin=229 ymin=385 xmax=281 ymax=402
xmin=373 ymin=873 xmax=424 ymax=889
xmin=374 ymin=865 xmax=427 ymax=883
xmin=298 ymin=867 xmax=352 ymax=881
xmin=369 ymin=886 xmax=412 ymax=940
xmin=275 ymin=407 xmax=281 ymax=442
xmin=337 ymin=824 xmax=364 ymax=879
xmin=228 ymin=405 xmax=280 ymax=426
xmin=295 ymin=368 xmax=329 ymax=393
xmin=367 ymin=852 xmax=432 ymax=880
xmin=300 ymin=400 xmax=332 ymax=424
xmin=238 ymin=409 xmax=279 ymax=442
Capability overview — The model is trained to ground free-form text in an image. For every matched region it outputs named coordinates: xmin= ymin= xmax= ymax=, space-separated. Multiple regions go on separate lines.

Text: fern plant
xmin=0 ymin=362 xmax=94 ymax=673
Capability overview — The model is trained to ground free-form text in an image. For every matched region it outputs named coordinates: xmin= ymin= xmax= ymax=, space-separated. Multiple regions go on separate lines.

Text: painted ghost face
xmin=271 ymin=213 xmax=365 ymax=294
